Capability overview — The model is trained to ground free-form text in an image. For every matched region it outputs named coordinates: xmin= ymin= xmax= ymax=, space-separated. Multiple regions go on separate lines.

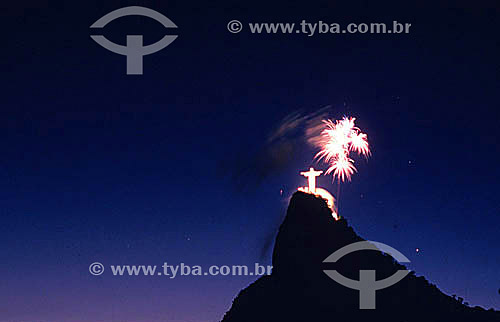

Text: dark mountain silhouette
xmin=221 ymin=191 xmax=499 ymax=322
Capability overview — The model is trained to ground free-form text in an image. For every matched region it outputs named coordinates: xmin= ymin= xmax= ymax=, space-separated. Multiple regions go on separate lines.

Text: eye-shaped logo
xmin=90 ymin=6 xmax=178 ymax=75
xmin=323 ymin=241 xmax=410 ymax=309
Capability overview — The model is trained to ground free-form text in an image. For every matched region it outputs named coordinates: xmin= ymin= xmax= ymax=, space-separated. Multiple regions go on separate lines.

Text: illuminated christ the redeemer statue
xmin=300 ymin=167 xmax=323 ymax=194
xmin=298 ymin=167 xmax=339 ymax=220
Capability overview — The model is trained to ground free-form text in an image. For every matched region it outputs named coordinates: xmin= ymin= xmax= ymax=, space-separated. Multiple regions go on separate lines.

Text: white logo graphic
xmin=90 ymin=6 xmax=178 ymax=75
xmin=323 ymin=241 xmax=410 ymax=309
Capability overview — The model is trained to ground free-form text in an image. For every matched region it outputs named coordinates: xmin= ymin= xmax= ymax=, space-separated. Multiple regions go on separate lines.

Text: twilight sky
xmin=1 ymin=1 xmax=499 ymax=321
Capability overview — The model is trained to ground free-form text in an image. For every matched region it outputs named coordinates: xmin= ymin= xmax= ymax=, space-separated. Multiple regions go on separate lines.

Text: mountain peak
xmin=222 ymin=191 xmax=499 ymax=322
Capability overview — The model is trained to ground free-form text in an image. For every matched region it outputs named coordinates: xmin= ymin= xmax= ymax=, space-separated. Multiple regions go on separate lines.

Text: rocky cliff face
xmin=221 ymin=191 xmax=499 ymax=322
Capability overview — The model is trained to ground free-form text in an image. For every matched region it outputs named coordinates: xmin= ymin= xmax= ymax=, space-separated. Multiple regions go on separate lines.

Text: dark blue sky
xmin=1 ymin=1 xmax=499 ymax=321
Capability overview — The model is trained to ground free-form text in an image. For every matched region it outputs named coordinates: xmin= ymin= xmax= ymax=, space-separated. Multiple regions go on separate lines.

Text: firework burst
xmin=315 ymin=117 xmax=370 ymax=182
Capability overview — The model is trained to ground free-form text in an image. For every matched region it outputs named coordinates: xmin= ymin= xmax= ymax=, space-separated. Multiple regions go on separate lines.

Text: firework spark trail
xmin=314 ymin=117 xmax=370 ymax=183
